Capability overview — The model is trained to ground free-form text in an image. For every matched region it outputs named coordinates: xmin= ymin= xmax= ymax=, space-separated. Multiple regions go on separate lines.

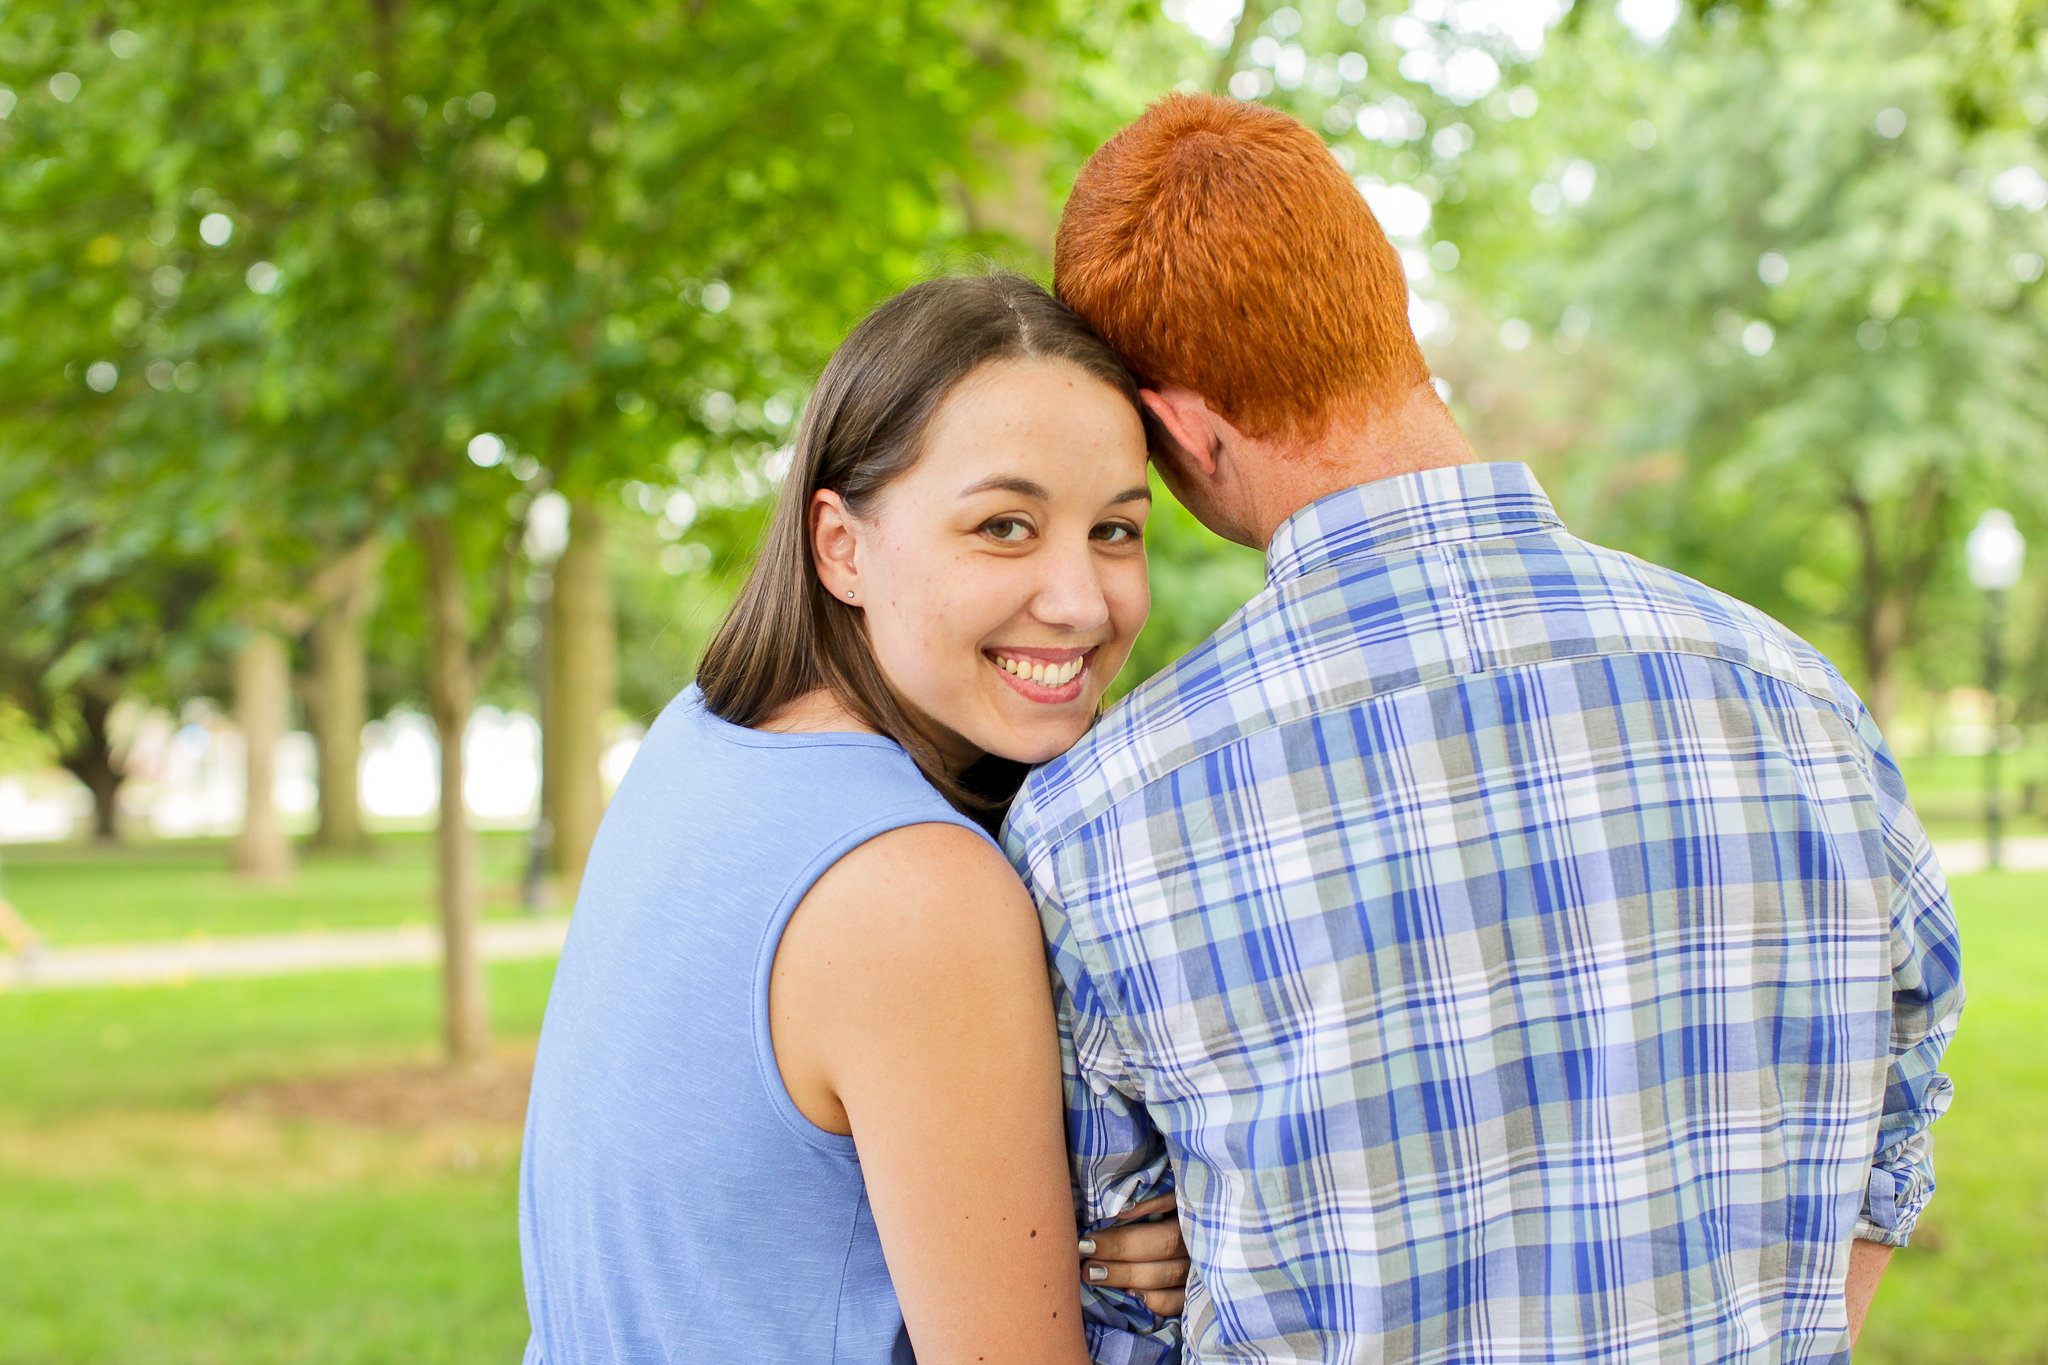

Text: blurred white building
xmin=0 ymin=705 xmax=638 ymax=844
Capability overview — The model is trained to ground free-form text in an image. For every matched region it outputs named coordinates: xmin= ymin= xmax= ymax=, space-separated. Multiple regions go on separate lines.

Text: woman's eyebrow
xmin=957 ymin=478 xmax=1151 ymax=506
xmin=958 ymin=475 xmax=1050 ymax=500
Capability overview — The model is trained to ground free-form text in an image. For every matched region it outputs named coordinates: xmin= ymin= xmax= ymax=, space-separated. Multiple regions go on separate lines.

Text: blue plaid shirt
xmin=1002 ymin=463 xmax=1962 ymax=1365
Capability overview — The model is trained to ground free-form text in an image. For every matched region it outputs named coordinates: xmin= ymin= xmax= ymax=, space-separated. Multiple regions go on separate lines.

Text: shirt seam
xmin=1270 ymin=514 xmax=1563 ymax=585
xmin=1037 ymin=645 xmax=1878 ymax=863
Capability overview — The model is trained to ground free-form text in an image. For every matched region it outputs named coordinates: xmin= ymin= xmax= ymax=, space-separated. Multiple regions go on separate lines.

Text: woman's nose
xmin=1032 ymin=541 xmax=1111 ymax=633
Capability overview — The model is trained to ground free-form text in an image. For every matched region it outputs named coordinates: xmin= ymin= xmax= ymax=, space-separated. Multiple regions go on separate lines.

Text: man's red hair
xmin=1055 ymin=93 xmax=1428 ymax=444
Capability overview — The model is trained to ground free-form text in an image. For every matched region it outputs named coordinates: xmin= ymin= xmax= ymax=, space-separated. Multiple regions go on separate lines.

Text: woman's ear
xmin=810 ymin=489 xmax=862 ymax=605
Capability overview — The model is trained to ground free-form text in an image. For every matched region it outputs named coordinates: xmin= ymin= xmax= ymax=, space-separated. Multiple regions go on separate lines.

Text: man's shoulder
xmin=1008 ymin=587 xmax=1281 ymax=861
xmin=1537 ymin=535 xmax=1862 ymax=710
xmin=1006 ymin=526 xmax=1875 ymax=864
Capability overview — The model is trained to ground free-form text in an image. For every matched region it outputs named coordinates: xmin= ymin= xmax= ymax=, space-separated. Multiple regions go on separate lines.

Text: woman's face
xmin=813 ymin=358 xmax=1152 ymax=768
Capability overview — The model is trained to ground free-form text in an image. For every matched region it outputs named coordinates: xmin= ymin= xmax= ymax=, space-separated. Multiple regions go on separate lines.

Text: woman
xmin=520 ymin=273 xmax=1186 ymax=1364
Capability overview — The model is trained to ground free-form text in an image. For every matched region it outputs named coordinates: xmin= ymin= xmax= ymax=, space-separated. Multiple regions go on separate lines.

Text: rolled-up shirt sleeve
xmin=1006 ymin=823 xmax=1180 ymax=1365
xmin=1856 ymin=725 xmax=1965 ymax=1248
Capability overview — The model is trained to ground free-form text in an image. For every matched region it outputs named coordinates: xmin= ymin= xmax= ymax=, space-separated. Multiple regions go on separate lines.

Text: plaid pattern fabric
xmin=1002 ymin=463 xmax=1962 ymax=1365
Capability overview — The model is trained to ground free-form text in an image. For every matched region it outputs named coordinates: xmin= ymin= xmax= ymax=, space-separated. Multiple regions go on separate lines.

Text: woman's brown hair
xmin=695 ymin=271 xmax=1148 ymax=815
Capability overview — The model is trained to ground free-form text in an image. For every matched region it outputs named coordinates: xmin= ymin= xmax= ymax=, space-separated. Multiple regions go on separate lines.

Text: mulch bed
xmin=233 ymin=1049 xmax=536 ymax=1130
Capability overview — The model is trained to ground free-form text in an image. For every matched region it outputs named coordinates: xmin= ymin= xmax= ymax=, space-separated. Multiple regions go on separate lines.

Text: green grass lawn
xmin=1858 ymin=869 xmax=2048 ymax=1365
xmin=0 ymin=959 xmax=556 ymax=1365
xmin=0 ymin=863 xmax=2040 ymax=1362
xmin=0 ymin=831 xmax=539 ymax=945
xmin=1896 ymin=750 xmax=2048 ymax=846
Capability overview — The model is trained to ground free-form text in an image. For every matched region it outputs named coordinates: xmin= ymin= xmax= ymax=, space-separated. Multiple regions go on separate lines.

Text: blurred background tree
xmin=3 ymin=0 xmax=2044 ymax=1051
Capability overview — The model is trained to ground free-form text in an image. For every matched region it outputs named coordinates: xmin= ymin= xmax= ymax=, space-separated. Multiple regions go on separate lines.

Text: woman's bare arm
xmin=772 ymin=822 xmax=1092 ymax=1365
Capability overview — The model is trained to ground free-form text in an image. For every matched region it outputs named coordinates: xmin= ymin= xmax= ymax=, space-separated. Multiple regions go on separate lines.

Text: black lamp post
xmin=1965 ymin=509 xmax=2027 ymax=871
xmin=522 ymin=489 xmax=571 ymax=909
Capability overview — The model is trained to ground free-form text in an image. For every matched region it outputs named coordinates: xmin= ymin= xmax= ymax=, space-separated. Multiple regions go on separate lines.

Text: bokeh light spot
xmin=1617 ymin=0 xmax=1680 ymax=44
xmin=1358 ymin=179 xmax=1432 ymax=239
xmin=468 ymin=433 xmax=507 ymax=467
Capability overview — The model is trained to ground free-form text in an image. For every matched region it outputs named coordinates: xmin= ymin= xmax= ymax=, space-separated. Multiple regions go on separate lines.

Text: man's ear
xmin=809 ymin=489 xmax=862 ymax=605
xmin=1139 ymin=387 xmax=1222 ymax=478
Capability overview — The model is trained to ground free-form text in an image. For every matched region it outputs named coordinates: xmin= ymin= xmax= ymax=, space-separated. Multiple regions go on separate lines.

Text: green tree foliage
xmin=1 ymin=0 xmax=1118 ymax=1057
xmin=1497 ymin=3 xmax=2048 ymax=732
xmin=1190 ymin=0 xmax=2046 ymax=737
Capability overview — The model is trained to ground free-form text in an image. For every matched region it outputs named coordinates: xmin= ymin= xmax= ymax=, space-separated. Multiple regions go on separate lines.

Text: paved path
xmin=1930 ymin=835 xmax=2048 ymax=875
xmin=3 ymin=916 xmax=569 ymax=992
xmin=5 ymin=838 xmax=2041 ymax=993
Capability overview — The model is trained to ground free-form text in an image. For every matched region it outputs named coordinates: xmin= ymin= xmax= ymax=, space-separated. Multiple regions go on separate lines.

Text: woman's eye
xmin=983 ymin=518 xmax=1033 ymax=543
xmin=1092 ymin=521 xmax=1141 ymax=544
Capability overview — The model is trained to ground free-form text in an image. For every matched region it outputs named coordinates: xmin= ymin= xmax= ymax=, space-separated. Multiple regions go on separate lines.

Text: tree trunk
xmin=421 ymin=513 xmax=491 ymax=1067
xmin=959 ymin=39 xmax=1054 ymax=266
xmin=234 ymin=628 xmax=297 ymax=880
xmin=59 ymin=685 xmax=125 ymax=844
xmin=307 ymin=553 xmax=377 ymax=853
xmin=1209 ymin=0 xmax=1275 ymax=94
xmin=1861 ymin=607 xmax=1904 ymax=743
xmin=1841 ymin=476 xmax=1944 ymax=746
xmin=544 ymin=496 xmax=616 ymax=897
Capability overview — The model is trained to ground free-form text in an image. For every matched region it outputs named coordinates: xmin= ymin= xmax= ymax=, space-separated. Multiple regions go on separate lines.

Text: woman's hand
xmin=1078 ymin=1192 xmax=1190 ymax=1318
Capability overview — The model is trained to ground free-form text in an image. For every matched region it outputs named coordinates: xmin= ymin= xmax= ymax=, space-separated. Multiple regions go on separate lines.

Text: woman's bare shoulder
xmin=771 ymin=820 xmax=1051 ymax=1132
xmin=799 ymin=821 xmax=1038 ymax=962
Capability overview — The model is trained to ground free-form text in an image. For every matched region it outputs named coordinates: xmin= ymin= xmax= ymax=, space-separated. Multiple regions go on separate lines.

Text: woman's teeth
xmin=992 ymin=654 xmax=1084 ymax=687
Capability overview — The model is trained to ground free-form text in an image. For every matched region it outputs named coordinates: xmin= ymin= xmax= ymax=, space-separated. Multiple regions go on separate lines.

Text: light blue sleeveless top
xmin=519 ymin=687 xmax=990 ymax=1364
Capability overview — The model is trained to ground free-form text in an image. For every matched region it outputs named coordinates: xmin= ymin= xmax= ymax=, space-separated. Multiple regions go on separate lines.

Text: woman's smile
xmin=985 ymin=646 xmax=1095 ymax=703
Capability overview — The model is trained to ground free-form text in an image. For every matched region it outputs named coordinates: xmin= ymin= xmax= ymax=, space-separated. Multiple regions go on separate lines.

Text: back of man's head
xmin=1056 ymin=93 xmax=1430 ymax=447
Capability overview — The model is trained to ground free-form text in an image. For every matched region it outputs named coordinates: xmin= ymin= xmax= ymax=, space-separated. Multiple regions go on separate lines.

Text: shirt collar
xmin=1263 ymin=461 xmax=1566 ymax=586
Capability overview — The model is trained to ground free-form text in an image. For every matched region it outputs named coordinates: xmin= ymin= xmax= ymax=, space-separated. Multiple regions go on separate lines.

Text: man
xmin=1004 ymin=94 xmax=1962 ymax=1364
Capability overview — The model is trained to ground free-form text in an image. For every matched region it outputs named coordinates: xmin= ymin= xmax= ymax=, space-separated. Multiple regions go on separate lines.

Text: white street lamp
xmin=1965 ymin=508 xmax=2027 ymax=870
xmin=1966 ymin=508 xmax=2026 ymax=591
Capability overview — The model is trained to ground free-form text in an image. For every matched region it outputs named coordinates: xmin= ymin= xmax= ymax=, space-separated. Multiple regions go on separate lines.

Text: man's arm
xmin=1005 ymin=820 xmax=1180 ymax=1365
xmin=1836 ymin=715 xmax=1960 ymax=1356
xmin=1855 ymin=725 xmax=1965 ymax=1252
xmin=1045 ymin=914 xmax=1181 ymax=1365
xmin=1846 ymin=1239 xmax=1892 ymax=1345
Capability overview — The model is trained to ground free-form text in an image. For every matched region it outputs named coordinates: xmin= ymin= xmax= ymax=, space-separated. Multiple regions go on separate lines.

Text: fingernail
xmin=1086 ymin=1264 xmax=1108 ymax=1283
xmin=1076 ymin=1238 xmax=1096 ymax=1255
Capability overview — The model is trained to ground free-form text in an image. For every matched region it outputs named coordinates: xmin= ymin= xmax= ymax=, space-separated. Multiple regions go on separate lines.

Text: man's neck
xmin=1244 ymin=386 xmax=1477 ymax=549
